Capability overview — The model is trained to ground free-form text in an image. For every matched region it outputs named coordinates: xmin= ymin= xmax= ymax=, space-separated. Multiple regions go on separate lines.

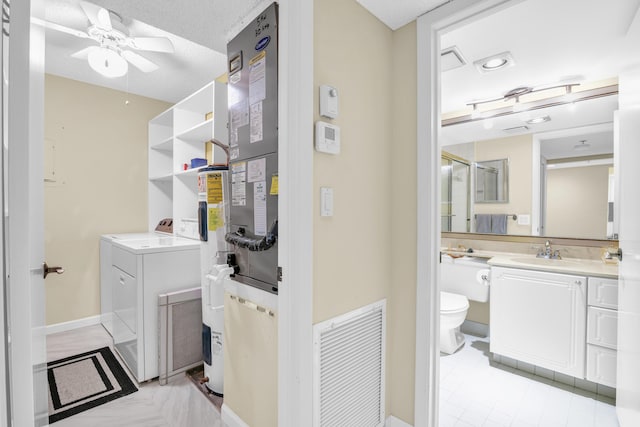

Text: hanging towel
xmin=491 ymin=214 xmax=507 ymax=234
xmin=475 ymin=214 xmax=492 ymax=233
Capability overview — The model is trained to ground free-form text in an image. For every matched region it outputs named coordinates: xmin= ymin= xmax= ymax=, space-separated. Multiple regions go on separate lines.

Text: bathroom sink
xmin=510 ymin=257 xmax=582 ymax=267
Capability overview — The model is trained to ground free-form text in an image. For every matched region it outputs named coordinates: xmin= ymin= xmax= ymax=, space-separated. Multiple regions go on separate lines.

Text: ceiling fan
xmin=35 ymin=1 xmax=174 ymax=78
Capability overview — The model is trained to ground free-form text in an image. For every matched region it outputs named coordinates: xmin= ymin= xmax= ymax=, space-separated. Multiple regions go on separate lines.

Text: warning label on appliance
xmin=247 ymin=157 xmax=266 ymax=183
xmin=249 ymin=51 xmax=266 ymax=105
xmin=208 ymin=207 xmax=223 ymax=231
xmin=254 ymin=181 xmax=267 ymax=236
xmin=250 ymin=101 xmax=263 ymax=143
xmin=206 ymin=173 xmax=223 ymax=204
xmin=270 ymin=175 xmax=278 ymax=195
xmin=231 ymin=162 xmax=247 ymax=206
xmin=230 ymin=99 xmax=249 ymax=147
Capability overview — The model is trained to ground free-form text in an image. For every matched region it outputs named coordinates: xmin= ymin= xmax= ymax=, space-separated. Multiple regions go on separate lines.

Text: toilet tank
xmin=440 ymin=254 xmax=490 ymax=302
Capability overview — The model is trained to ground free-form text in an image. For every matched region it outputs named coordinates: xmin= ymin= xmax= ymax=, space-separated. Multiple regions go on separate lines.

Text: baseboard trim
xmin=46 ymin=315 xmax=101 ymax=335
xmin=461 ymin=319 xmax=489 ymax=337
xmin=221 ymin=404 xmax=250 ymax=427
xmin=386 ymin=415 xmax=413 ymax=427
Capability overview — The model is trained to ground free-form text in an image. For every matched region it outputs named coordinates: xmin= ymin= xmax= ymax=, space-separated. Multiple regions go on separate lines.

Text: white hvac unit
xmin=313 ymin=300 xmax=386 ymax=427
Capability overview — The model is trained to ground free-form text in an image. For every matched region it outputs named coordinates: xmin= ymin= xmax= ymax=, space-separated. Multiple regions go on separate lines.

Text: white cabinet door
xmin=587 ymin=344 xmax=617 ymax=388
xmin=587 ymin=277 xmax=618 ymax=310
xmin=490 ymin=267 xmax=587 ymax=377
xmin=587 ymin=306 xmax=618 ymax=350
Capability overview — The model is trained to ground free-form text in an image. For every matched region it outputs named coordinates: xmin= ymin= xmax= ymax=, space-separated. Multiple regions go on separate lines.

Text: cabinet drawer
xmin=588 ymin=277 xmax=618 ymax=309
xmin=112 ymin=246 xmax=137 ymax=277
xmin=586 ymin=344 xmax=617 ymax=388
xmin=587 ymin=306 xmax=618 ymax=349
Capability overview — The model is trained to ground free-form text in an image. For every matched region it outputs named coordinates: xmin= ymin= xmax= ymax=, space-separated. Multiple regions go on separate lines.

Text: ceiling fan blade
xmin=70 ymin=46 xmax=97 ymax=60
xmin=32 ymin=18 xmax=90 ymax=39
xmin=126 ymin=37 xmax=174 ymax=53
xmin=97 ymin=7 xmax=113 ymax=31
xmin=121 ymin=50 xmax=159 ymax=73
xmin=79 ymin=1 xmax=101 ymax=27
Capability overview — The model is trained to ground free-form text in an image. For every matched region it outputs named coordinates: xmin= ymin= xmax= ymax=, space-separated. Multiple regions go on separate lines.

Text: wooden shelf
xmin=174 ymin=168 xmax=201 ymax=178
xmin=150 ymin=136 xmax=174 ymax=152
xmin=175 ymin=120 xmax=214 ymax=144
xmin=149 ymin=173 xmax=173 ymax=182
xmin=148 ymin=81 xmax=227 ymax=232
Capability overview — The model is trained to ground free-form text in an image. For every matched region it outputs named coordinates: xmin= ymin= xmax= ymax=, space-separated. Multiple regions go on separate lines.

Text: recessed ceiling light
xmin=526 ymin=116 xmax=551 ymax=125
xmin=474 ymin=51 xmax=515 ymax=74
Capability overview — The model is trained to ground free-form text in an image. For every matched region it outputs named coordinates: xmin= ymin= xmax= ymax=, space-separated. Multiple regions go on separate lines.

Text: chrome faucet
xmin=537 ymin=240 xmax=562 ymax=259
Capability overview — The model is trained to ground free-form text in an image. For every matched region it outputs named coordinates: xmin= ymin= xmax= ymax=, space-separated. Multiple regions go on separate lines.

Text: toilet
xmin=440 ymin=255 xmax=490 ymax=354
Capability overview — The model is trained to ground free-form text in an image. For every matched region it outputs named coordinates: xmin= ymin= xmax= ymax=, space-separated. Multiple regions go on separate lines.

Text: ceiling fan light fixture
xmin=573 ymin=140 xmax=591 ymax=151
xmin=88 ymin=46 xmax=128 ymax=78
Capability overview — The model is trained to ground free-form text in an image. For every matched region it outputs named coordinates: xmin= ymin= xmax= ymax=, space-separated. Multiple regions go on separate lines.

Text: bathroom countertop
xmin=486 ymin=254 xmax=618 ymax=278
xmin=441 ymin=248 xmax=520 ymax=260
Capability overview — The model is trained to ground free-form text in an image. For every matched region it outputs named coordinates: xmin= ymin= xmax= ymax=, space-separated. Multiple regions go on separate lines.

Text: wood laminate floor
xmin=47 ymin=324 xmax=223 ymax=427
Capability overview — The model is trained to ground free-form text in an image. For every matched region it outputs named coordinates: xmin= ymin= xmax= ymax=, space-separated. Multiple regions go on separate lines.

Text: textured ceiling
xmin=44 ymin=0 xmax=267 ymax=103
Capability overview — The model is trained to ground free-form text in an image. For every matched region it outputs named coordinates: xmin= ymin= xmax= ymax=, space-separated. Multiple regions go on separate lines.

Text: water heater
xmin=225 ymin=3 xmax=279 ymax=294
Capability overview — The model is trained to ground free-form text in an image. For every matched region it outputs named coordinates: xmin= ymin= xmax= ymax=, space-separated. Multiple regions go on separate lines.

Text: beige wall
xmin=389 ymin=21 xmax=418 ymax=425
xmin=314 ymin=0 xmax=397 ymax=419
xmin=313 ymin=0 xmax=392 ymax=323
xmin=546 ymin=164 xmax=609 ymax=238
xmin=475 ymin=134 xmax=533 ymax=235
xmin=44 ymin=74 xmax=170 ymax=325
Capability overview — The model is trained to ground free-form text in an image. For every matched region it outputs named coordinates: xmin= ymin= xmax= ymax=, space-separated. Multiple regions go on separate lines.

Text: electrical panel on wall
xmin=225 ymin=3 xmax=279 ymax=294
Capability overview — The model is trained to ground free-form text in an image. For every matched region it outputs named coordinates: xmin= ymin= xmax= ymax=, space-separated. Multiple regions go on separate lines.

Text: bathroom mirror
xmin=439 ymin=92 xmax=617 ymax=240
xmin=475 ymin=159 xmax=508 ymax=203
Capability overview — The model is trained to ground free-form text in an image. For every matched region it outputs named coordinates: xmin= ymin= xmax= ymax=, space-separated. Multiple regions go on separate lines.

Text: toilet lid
xmin=440 ymin=291 xmax=469 ymax=313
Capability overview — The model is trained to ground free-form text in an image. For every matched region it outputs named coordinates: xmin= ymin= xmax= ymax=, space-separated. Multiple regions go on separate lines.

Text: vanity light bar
xmin=444 ymin=84 xmax=618 ymax=127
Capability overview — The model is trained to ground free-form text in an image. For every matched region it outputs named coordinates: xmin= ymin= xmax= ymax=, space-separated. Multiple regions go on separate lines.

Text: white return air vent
xmin=313 ymin=300 xmax=386 ymax=427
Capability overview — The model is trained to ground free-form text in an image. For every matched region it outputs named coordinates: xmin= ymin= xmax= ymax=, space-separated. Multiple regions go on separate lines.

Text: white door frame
xmin=4 ymin=0 xmax=48 ymax=425
xmin=415 ymin=1 xmax=517 ymax=426
xmin=277 ymin=0 xmax=314 ymax=426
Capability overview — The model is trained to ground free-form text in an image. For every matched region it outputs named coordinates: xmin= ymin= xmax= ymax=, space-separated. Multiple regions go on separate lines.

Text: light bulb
xmin=88 ymin=47 xmax=128 ymax=78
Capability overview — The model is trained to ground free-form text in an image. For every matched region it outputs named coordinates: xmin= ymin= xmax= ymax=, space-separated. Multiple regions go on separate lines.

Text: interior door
xmin=3 ymin=0 xmax=48 ymax=425
xmin=616 ymin=68 xmax=640 ymax=425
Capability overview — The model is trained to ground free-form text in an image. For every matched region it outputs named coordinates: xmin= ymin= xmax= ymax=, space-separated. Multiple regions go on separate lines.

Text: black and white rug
xmin=47 ymin=346 xmax=137 ymax=424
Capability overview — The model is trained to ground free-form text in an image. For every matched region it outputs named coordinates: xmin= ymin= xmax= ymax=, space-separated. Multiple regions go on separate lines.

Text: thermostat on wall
xmin=315 ymin=121 xmax=341 ymax=154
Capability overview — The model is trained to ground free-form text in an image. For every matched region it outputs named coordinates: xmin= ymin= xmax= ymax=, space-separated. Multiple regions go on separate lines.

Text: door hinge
xmin=277 ymin=266 xmax=282 ymax=282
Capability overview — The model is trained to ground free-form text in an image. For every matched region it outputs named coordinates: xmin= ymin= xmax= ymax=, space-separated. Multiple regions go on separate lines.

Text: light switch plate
xmin=320 ymin=187 xmax=333 ymax=217
xmin=517 ymin=214 xmax=530 ymax=225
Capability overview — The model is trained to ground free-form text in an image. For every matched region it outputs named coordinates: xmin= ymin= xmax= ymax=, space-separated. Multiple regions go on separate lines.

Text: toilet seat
xmin=441 ymin=291 xmax=469 ymax=314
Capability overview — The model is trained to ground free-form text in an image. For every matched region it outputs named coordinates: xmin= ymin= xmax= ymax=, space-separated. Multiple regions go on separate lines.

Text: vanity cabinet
xmin=586 ymin=277 xmax=618 ymax=388
xmin=490 ymin=267 xmax=586 ymax=378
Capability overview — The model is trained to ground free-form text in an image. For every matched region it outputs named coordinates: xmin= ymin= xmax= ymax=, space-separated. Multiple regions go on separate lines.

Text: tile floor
xmin=439 ymin=334 xmax=620 ymax=427
xmin=47 ymin=324 xmax=223 ymax=427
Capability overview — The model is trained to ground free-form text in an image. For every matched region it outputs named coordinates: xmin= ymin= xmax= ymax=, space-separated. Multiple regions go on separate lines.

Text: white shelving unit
xmin=148 ymin=81 xmax=228 ymax=234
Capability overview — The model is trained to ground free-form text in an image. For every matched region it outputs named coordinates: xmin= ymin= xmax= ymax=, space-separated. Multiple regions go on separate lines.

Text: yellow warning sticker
xmin=270 ymin=175 xmax=279 ymax=195
xmin=207 ymin=173 xmax=223 ymax=204
xmin=208 ymin=207 xmax=223 ymax=231
xmin=249 ymin=50 xmax=266 ymax=65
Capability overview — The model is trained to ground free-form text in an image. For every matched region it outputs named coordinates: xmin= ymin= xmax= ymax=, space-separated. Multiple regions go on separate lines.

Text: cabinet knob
xmin=575 ymin=280 xmax=582 ymax=286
